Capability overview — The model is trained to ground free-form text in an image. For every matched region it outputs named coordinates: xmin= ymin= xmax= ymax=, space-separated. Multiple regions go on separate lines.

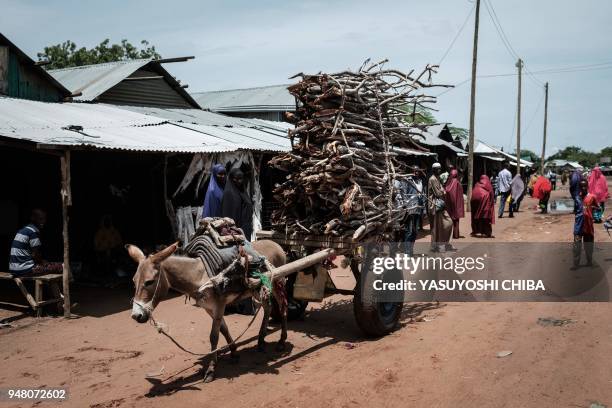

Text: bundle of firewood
xmin=270 ymin=59 xmax=448 ymax=240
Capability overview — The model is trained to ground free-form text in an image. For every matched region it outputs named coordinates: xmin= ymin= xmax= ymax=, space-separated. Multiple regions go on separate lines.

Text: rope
xmin=148 ymin=303 xmax=262 ymax=358
xmin=146 ymin=242 xmax=267 ymax=359
xmin=251 ymin=271 xmax=272 ymax=291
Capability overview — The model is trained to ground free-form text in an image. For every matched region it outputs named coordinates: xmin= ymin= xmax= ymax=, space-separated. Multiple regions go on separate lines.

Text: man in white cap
xmin=427 ymin=163 xmax=454 ymax=252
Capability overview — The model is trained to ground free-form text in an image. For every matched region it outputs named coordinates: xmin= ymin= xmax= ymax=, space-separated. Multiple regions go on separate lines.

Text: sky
xmin=2 ymin=0 xmax=611 ymax=154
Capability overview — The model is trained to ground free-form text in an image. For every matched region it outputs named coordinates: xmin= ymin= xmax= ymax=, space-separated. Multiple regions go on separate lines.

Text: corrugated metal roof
xmin=474 ymin=140 xmax=533 ymax=166
xmin=473 ymin=140 xmax=499 ymax=155
xmin=48 ymin=59 xmax=200 ymax=108
xmin=0 ymin=97 xmax=163 ymax=130
xmin=391 ymin=146 xmax=436 ymax=157
xmin=118 ymin=105 xmax=290 ymax=134
xmin=48 ymin=59 xmax=151 ymax=102
xmin=175 ymin=123 xmax=290 ymax=152
xmin=192 ymin=84 xmax=296 ymax=112
xmin=546 ymin=159 xmax=583 ymax=169
xmin=115 ymin=105 xmax=291 ymax=152
xmin=412 ymin=125 xmax=467 ymax=156
xmin=479 ymin=154 xmax=505 ymax=162
xmin=0 ymin=97 xmax=288 ymax=153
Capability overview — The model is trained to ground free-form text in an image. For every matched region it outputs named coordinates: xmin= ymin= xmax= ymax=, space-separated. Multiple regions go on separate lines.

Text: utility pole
xmin=466 ymin=0 xmax=481 ymax=211
xmin=515 ymin=58 xmax=523 ymax=176
xmin=540 ymin=82 xmax=549 ymax=174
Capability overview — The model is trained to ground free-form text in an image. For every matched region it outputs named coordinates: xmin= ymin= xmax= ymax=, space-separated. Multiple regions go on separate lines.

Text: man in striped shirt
xmin=9 ymin=209 xmax=61 ymax=276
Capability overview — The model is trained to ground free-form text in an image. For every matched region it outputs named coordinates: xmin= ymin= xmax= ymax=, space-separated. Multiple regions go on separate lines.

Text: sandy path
xmin=1 ymin=183 xmax=611 ymax=408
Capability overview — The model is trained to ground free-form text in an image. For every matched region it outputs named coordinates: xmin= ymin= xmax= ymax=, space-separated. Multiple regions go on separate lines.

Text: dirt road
xmin=1 ymin=184 xmax=611 ymax=408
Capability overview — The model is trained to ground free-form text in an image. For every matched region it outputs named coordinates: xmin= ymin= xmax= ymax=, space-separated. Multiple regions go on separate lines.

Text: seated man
xmin=9 ymin=209 xmax=63 ymax=276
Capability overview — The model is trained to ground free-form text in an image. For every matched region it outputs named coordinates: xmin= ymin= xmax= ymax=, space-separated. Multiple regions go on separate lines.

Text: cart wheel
xmin=351 ymin=257 xmax=402 ymax=337
xmin=353 ymin=283 xmax=403 ymax=337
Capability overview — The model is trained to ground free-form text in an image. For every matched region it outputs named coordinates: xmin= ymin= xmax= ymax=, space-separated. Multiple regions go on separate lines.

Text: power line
xmin=483 ymin=0 xmax=544 ymax=87
xmin=522 ymin=91 xmax=545 ymax=136
xmin=483 ymin=0 xmax=517 ymax=61
xmin=534 ymin=61 xmax=612 ymax=72
xmin=436 ymin=78 xmax=471 ymax=97
xmin=523 ymin=64 xmax=545 ymax=88
xmin=438 ymin=3 xmax=476 ymax=65
xmin=486 ymin=0 xmax=519 ymax=58
xmin=435 ymin=63 xmax=612 ymax=97
xmin=530 ymin=64 xmax=612 ymax=74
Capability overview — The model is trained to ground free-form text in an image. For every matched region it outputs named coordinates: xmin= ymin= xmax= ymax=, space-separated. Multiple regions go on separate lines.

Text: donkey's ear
xmin=150 ymin=242 xmax=179 ymax=264
xmin=126 ymin=244 xmax=146 ymax=263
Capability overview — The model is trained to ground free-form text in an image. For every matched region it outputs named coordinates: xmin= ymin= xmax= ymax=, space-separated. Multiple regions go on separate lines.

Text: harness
xmin=132 ymin=263 xmax=167 ymax=316
xmin=132 ymin=246 xmax=272 ymax=361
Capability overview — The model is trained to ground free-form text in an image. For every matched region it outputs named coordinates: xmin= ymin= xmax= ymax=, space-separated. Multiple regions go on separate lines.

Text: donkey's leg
xmin=205 ymin=308 xmax=237 ymax=359
xmin=257 ymin=297 xmax=271 ymax=352
xmin=276 ymin=306 xmax=288 ymax=351
xmin=204 ymin=302 xmax=225 ymax=383
xmin=219 ymin=318 xmax=238 ymax=359
xmin=273 ymin=285 xmax=288 ymax=351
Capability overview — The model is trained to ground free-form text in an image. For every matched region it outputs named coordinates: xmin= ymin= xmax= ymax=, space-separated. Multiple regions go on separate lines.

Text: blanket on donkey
xmin=183 ymin=218 xmax=266 ymax=296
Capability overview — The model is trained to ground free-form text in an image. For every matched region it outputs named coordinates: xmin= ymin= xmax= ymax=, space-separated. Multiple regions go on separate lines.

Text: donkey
xmin=127 ymin=239 xmax=287 ymax=383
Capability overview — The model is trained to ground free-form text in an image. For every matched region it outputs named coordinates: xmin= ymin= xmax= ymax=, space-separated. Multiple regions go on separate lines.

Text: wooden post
xmin=60 ymin=150 xmax=72 ymax=317
xmin=466 ymin=0 xmax=481 ymax=211
xmin=163 ymin=154 xmax=179 ymax=240
xmin=540 ymin=82 xmax=549 ymax=174
xmin=34 ymin=280 xmax=43 ymax=317
xmin=261 ymin=248 xmax=335 ymax=282
xmin=516 ymin=58 xmax=523 ymax=175
xmin=0 ymin=46 xmax=8 ymax=95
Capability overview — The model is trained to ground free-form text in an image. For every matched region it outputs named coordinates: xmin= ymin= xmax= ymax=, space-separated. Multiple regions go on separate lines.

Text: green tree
xmin=518 ymin=149 xmax=539 ymax=162
xmin=398 ymin=104 xmax=436 ymax=125
xmin=38 ymin=39 xmax=161 ymax=70
xmin=547 ymin=146 xmax=599 ymax=168
xmin=449 ymin=126 xmax=468 ymax=141
xmin=599 ymin=146 xmax=612 ymax=159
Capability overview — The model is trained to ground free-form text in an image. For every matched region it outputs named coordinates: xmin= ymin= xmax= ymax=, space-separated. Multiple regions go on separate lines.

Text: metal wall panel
xmin=99 ymin=76 xmax=192 ymax=108
xmin=227 ymin=111 xmax=284 ymax=122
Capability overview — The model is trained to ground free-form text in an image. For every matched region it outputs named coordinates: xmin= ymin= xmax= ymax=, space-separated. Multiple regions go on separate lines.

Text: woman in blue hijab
xmin=202 ymin=164 xmax=226 ymax=217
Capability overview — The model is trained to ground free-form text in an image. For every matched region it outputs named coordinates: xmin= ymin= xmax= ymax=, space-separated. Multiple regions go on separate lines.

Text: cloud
xmin=2 ymin=0 xmax=611 ymax=152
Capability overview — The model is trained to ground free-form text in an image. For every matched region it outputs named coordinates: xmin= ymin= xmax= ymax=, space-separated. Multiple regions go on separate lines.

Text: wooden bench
xmin=0 ymin=272 xmax=63 ymax=316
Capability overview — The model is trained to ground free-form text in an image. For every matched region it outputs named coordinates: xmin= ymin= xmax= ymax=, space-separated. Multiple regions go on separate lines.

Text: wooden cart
xmin=256 ymin=230 xmax=403 ymax=337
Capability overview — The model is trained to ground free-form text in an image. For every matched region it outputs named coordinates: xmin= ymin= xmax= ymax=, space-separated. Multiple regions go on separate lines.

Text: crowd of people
xmin=393 ymin=161 xmax=524 ymax=254
xmin=392 ymin=161 xmax=609 ymax=257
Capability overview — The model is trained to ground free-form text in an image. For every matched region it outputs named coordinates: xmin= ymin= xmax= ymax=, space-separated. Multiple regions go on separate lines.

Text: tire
xmin=351 ymin=257 xmax=402 ymax=337
xmin=353 ymin=282 xmax=403 ymax=337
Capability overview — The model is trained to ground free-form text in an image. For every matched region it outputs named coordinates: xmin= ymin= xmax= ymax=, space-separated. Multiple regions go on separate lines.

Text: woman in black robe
xmin=221 ymin=168 xmax=254 ymax=240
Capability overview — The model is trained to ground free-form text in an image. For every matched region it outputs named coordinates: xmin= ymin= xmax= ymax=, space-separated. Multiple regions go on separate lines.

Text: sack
xmin=434 ymin=198 xmax=446 ymax=212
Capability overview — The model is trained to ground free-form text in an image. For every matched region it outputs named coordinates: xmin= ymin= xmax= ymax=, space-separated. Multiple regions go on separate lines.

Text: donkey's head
xmin=127 ymin=243 xmax=178 ymax=323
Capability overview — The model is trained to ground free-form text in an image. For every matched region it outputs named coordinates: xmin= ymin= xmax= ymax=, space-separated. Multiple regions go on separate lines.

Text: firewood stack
xmin=270 ymin=59 xmax=448 ymax=241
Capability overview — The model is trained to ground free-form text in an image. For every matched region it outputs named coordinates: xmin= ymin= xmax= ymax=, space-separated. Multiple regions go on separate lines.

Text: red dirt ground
xmin=1 ymin=181 xmax=611 ymax=408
